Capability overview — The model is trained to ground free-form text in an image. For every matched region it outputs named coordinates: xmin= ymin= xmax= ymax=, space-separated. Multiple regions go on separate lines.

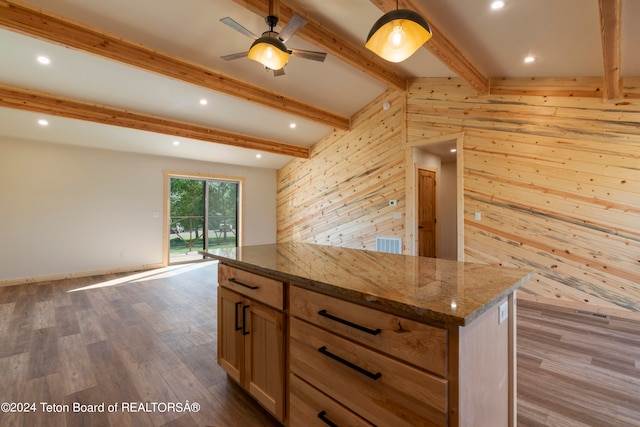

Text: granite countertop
xmin=200 ymin=242 xmax=533 ymax=326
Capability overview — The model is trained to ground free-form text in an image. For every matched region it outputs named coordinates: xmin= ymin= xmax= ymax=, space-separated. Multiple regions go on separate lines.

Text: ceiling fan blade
xmin=278 ymin=13 xmax=307 ymax=43
xmin=220 ymin=17 xmax=259 ymax=39
xmin=290 ymin=49 xmax=327 ymax=62
xmin=221 ymin=51 xmax=249 ymax=61
xmin=273 ymin=68 xmax=286 ymax=77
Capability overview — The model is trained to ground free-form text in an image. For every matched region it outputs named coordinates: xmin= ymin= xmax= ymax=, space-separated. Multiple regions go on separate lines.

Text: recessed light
xmin=491 ymin=1 xmax=505 ymax=10
xmin=524 ymin=56 xmax=535 ymax=63
xmin=289 ymin=123 xmax=297 ymax=129
xmin=450 ymin=148 xmax=457 ymax=153
xmin=256 ymin=154 xmax=262 ymax=158
xmin=38 ymin=119 xmax=49 ymax=126
xmin=173 ymin=140 xmax=180 ymax=146
xmin=199 ymin=99 xmax=208 ymax=105
xmin=37 ymin=56 xmax=50 ymax=65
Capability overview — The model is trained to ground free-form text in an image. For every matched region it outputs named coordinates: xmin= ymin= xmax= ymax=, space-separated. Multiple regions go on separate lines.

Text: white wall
xmin=0 ymin=137 xmax=277 ymax=282
xmin=438 ymin=161 xmax=458 ymax=260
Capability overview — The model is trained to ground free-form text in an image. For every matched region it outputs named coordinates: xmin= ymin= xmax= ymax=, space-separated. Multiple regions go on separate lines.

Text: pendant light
xmin=248 ymin=15 xmax=290 ymax=70
xmin=365 ymin=0 xmax=432 ymax=63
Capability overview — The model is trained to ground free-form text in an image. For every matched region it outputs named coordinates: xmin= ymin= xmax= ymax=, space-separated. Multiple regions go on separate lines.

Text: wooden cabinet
xmin=290 ymin=286 xmax=449 ymax=426
xmin=290 ymin=286 xmax=448 ymax=377
xmin=219 ymin=263 xmax=284 ymax=310
xmin=218 ymin=286 xmax=244 ymax=383
xmin=289 ymin=374 xmax=374 ymax=427
xmin=212 ymin=255 xmax=519 ymax=427
xmin=291 ymin=317 xmax=447 ymax=426
xmin=217 ymin=265 xmax=285 ymax=422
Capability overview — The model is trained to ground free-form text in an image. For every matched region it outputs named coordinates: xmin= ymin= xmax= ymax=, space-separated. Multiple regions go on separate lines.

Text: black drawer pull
xmin=242 ymin=305 xmax=250 ymax=335
xmin=317 ymin=310 xmax=381 ymax=335
xmin=234 ymin=301 xmax=242 ymax=331
xmin=318 ymin=346 xmax=382 ymax=380
xmin=229 ymin=278 xmax=259 ymax=290
xmin=317 ymin=410 xmax=339 ymax=427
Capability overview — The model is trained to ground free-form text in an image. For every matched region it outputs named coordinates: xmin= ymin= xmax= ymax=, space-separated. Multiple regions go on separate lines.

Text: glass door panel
xmin=169 ymin=176 xmax=240 ymax=264
xmin=169 ymin=177 xmax=206 ymax=264
xmin=207 ymin=180 xmax=238 ymax=249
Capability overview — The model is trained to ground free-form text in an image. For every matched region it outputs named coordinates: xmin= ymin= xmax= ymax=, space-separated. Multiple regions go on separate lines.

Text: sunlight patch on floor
xmin=67 ymin=260 xmax=217 ymax=292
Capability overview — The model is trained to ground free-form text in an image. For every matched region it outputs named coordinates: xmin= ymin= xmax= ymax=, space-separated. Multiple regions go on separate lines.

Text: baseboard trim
xmin=0 ymin=263 xmax=165 ymax=287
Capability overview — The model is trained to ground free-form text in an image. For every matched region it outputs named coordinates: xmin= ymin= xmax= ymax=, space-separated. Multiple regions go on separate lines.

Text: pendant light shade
xmin=248 ymin=31 xmax=291 ymax=70
xmin=365 ymin=9 xmax=432 ymax=63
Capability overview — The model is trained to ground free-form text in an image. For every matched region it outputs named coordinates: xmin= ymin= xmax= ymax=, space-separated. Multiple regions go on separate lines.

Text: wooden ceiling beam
xmin=0 ymin=0 xmax=349 ymax=130
xmin=598 ymin=0 xmax=623 ymax=100
xmin=0 ymin=84 xmax=309 ymax=158
xmin=233 ymin=0 xmax=408 ymax=91
xmin=369 ymin=0 xmax=490 ymax=95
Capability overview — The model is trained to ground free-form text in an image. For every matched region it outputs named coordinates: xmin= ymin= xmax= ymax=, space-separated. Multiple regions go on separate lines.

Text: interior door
xmin=418 ymin=169 xmax=437 ymax=257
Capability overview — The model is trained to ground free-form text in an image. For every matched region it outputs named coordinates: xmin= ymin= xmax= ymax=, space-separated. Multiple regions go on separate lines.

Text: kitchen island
xmin=201 ymin=242 xmax=533 ymax=427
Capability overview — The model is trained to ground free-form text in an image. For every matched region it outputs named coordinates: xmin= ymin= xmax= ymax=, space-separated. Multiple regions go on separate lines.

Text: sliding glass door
xmin=168 ymin=176 xmax=239 ymax=264
xmin=206 ymin=179 xmax=238 ymax=251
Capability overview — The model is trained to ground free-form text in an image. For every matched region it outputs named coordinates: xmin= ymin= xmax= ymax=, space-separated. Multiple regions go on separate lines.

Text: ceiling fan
xmin=220 ymin=9 xmax=327 ymax=76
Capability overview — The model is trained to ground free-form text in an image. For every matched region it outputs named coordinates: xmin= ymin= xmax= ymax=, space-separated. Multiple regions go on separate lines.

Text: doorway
xmin=406 ymin=134 xmax=464 ymax=260
xmin=164 ymin=172 xmax=242 ymax=265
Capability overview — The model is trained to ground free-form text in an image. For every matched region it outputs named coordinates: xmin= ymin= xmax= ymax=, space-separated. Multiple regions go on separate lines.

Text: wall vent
xmin=376 ymin=237 xmax=402 ymax=254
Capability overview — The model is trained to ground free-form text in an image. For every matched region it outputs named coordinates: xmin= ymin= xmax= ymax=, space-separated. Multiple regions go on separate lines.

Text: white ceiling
xmin=1 ymin=0 xmax=638 ymax=169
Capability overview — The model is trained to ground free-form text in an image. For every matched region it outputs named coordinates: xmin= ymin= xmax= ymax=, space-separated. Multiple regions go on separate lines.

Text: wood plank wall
xmin=277 ymin=77 xmax=640 ymax=316
xmin=277 ymin=89 xmax=406 ymax=250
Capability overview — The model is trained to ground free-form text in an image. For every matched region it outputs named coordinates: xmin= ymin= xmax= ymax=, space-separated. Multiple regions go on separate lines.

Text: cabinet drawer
xmin=290 ymin=374 xmax=374 ymax=427
xmin=291 ymin=318 xmax=448 ymax=427
xmin=219 ymin=264 xmax=283 ymax=310
xmin=290 ymin=286 xmax=447 ymax=377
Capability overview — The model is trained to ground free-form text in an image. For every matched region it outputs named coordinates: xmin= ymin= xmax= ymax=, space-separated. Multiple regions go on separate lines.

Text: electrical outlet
xmin=498 ymin=301 xmax=508 ymax=324
xmin=474 ymin=212 xmax=481 ymax=221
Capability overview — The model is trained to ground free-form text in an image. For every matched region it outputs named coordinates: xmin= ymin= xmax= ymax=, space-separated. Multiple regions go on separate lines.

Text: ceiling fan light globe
xmin=248 ymin=34 xmax=290 ymax=70
xmin=365 ymin=9 xmax=432 ymax=63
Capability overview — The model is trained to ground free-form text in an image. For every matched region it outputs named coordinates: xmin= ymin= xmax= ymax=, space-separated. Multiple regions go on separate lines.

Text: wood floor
xmin=517 ymin=300 xmax=640 ymax=427
xmin=0 ymin=262 xmax=639 ymax=426
xmin=0 ymin=262 xmax=280 ymax=427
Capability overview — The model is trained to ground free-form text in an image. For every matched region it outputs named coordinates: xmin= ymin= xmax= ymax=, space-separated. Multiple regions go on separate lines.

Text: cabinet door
xmin=245 ymin=300 xmax=285 ymax=422
xmin=218 ymin=286 xmax=244 ymax=384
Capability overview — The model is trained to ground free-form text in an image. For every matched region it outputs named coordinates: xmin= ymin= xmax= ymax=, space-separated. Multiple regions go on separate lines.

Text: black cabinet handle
xmin=317 ymin=310 xmax=381 ymax=335
xmin=229 ymin=278 xmax=259 ymax=290
xmin=318 ymin=346 xmax=381 ymax=380
xmin=242 ymin=305 xmax=250 ymax=335
xmin=234 ymin=301 xmax=242 ymax=331
xmin=317 ymin=410 xmax=339 ymax=427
